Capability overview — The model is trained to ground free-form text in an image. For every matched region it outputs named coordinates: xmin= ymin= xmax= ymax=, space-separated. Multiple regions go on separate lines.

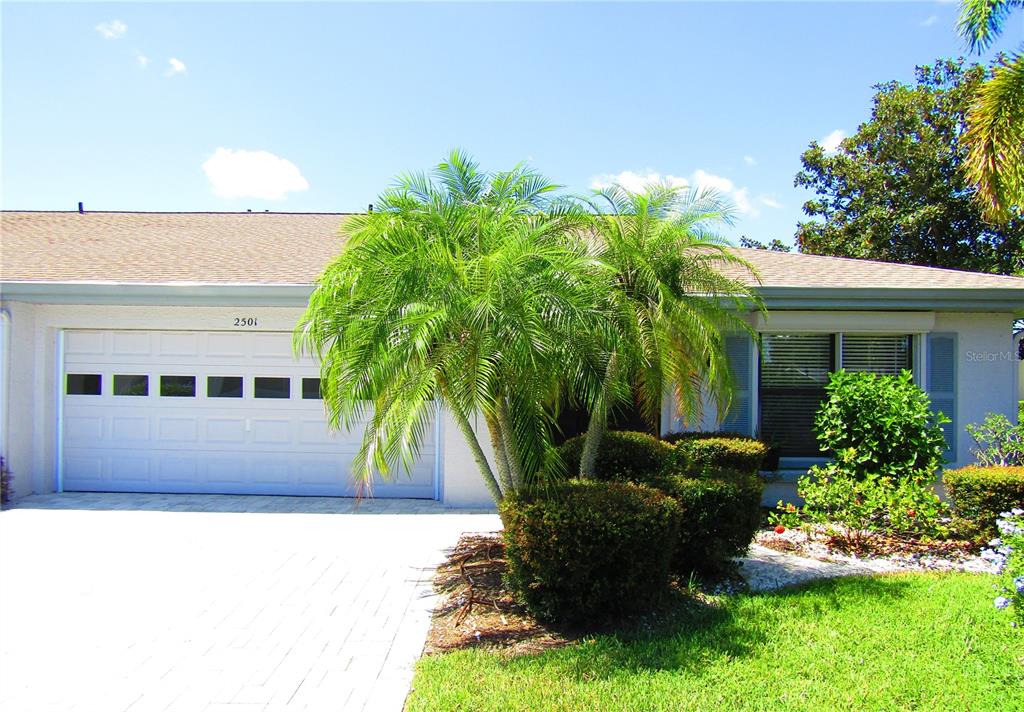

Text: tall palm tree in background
xmin=958 ymin=0 xmax=1024 ymax=224
xmin=295 ymin=152 xmax=607 ymax=506
xmin=577 ymin=185 xmax=761 ymax=479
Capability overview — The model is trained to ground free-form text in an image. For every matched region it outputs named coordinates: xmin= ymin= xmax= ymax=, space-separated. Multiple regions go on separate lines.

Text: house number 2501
xmin=233 ymin=317 xmax=258 ymax=327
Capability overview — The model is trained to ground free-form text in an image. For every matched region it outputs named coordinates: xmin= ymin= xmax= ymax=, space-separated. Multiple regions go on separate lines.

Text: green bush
xmin=944 ymin=466 xmax=1024 ymax=539
xmin=663 ymin=432 xmax=768 ymax=476
xmin=813 ymin=370 xmax=948 ymax=481
xmin=555 ymin=431 xmax=672 ymax=486
xmin=966 ymin=414 xmax=1024 ymax=467
xmin=772 ymin=464 xmax=950 ymax=547
xmin=0 ymin=457 xmax=12 ymax=504
xmin=662 ymin=470 xmax=764 ymax=574
xmin=500 ymin=480 xmax=681 ymax=623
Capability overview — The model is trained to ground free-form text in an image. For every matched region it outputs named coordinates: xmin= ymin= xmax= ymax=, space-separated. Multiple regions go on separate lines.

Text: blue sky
xmin=2 ymin=1 xmax=1018 ymax=245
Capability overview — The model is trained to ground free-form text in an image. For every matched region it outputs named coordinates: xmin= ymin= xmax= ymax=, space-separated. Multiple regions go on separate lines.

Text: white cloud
xmin=590 ymin=170 xmax=689 ymax=193
xmin=165 ymin=58 xmax=187 ymax=77
xmin=690 ymin=169 xmax=757 ymax=216
xmin=820 ymin=129 xmax=846 ymax=154
xmin=95 ymin=20 xmax=127 ymax=40
xmin=136 ymin=52 xmax=150 ymax=69
xmin=592 ymin=168 xmax=765 ymax=216
xmin=203 ymin=147 xmax=309 ymax=200
xmin=758 ymin=195 xmax=783 ymax=209
xmin=743 ymin=155 xmax=756 ymax=166
xmin=919 ymin=15 xmax=939 ymax=27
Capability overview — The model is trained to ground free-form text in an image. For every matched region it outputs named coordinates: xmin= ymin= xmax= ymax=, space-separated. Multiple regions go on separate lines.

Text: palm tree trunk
xmin=449 ymin=407 xmax=504 ymax=505
xmin=485 ymin=412 xmax=515 ymax=495
xmin=496 ymin=398 xmax=524 ymax=490
xmin=580 ymin=351 xmax=619 ymax=479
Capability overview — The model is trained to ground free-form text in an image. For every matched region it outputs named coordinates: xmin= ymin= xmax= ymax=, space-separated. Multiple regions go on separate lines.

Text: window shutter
xmin=927 ymin=333 xmax=957 ymax=462
xmin=841 ymin=335 xmax=912 ymax=375
xmin=720 ymin=333 xmax=753 ymax=436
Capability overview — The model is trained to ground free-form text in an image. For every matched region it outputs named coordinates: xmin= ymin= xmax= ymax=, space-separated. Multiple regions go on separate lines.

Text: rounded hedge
xmin=661 ymin=470 xmax=764 ymax=574
xmin=663 ymin=432 xmax=768 ymax=477
xmin=943 ymin=466 xmax=1024 ymax=539
xmin=500 ymin=480 xmax=681 ymax=623
xmin=555 ymin=431 xmax=673 ymax=486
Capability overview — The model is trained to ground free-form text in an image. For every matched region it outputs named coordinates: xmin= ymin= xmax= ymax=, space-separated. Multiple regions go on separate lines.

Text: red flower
xmin=907 ymin=510 xmax=916 ymax=518
xmin=774 ymin=525 xmax=786 ymax=534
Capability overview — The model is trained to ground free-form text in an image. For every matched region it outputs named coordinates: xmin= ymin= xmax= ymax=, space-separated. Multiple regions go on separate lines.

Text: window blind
xmin=759 ymin=334 xmax=834 ymax=457
xmin=841 ymin=335 xmax=911 ymax=375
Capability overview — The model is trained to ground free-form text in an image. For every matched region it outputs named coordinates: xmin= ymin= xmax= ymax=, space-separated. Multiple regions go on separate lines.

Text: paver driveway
xmin=0 ymin=493 xmax=501 ymax=712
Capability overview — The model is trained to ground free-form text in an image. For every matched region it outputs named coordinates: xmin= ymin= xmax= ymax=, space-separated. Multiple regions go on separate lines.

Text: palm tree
xmin=577 ymin=184 xmax=762 ymax=478
xmin=958 ymin=0 xmax=1024 ymax=223
xmin=295 ymin=151 xmax=606 ymax=506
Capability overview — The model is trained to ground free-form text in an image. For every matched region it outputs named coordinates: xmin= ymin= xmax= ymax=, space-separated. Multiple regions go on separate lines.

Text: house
xmin=2 ymin=210 xmax=1022 ymax=506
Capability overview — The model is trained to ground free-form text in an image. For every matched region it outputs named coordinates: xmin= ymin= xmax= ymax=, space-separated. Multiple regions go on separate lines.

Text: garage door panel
xmin=112 ymin=416 xmax=150 ymax=441
xmin=110 ymin=455 xmax=153 ymax=484
xmin=158 ymin=417 xmax=199 ymax=442
xmin=62 ymin=330 xmax=437 ymax=498
xmin=205 ymin=418 xmax=246 ymax=444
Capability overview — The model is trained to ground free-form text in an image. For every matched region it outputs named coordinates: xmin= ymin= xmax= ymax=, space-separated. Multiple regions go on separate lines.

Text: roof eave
xmin=0 ymin=281 xmax=315 ymax=307
xmin=755 ymin=286 xmax=1024 ymax=315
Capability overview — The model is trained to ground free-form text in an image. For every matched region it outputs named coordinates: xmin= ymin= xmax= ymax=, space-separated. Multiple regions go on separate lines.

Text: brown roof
xmin=2 ymin=211 xmax=1023 ymax=293
xmin=1 ymin=211 xmax=349 ymax=285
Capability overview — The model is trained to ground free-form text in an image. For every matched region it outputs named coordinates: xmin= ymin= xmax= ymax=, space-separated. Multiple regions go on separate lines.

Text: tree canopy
xmin=794 ymin=58 xmax=1023 ymax=276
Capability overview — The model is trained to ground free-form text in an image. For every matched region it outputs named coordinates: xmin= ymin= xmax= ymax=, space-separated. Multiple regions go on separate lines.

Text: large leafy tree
xmin=795 ymin=59 xmax=1024 ymax=276
xmin=295 ymin=152 xmax=607 ymax=506
xmin=958 ymin=0 xmax=1024 ymax=222
xmin=577 ymin=185 xmax=760 ymax=478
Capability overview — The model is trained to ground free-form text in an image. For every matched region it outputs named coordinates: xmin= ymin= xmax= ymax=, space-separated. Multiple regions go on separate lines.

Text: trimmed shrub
xmin=0 ymin=457 xmax=12 ymax=504
xmin=501 ymin=480 xmax=681 ymax=623
xmin=555 ymin=431 xmax=672 ymax=486
xmin=663 ymin=432 xmax=768 ymax=476
xmin=944 ymin=466 xmax=1024 ymax=539
xmin=662 ymin=470 xmax=764 ymax=574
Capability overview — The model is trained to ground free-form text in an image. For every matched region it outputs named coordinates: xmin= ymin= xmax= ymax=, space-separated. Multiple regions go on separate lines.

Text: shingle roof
xmin=1 ymin=211 xmax=348 ymax=285
xmin=2 ymin=211 xmax=1023 ymax=293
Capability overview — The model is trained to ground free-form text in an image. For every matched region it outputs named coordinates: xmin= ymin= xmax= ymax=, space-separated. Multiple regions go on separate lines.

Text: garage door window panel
xmin=67 ymin=374 xmax=102 ymax=395
xmin=208 ymin=376 xmax=243 ymax=398
xmin=302 ymin=378 xmax=322 ymax=400
xmin=113 ymin=374 xmax=149 ymax=396
xmin=160 ymin=375 xmax=196 ymax=397
xmin=255 ymin=377 xmax=290 ymax=399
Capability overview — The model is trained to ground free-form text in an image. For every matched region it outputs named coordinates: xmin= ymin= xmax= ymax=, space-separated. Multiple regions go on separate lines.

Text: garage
xmin=60 ymin=329 xmax=438 ymax=498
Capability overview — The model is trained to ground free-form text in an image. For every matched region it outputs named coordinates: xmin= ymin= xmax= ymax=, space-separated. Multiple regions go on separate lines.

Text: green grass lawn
xmin=408 ymin=573 xmax=1022 ymax=711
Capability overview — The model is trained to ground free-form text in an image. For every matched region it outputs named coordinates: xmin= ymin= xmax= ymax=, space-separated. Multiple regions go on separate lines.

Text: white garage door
xmin=61 ymin=330 xmax=437 ymax=498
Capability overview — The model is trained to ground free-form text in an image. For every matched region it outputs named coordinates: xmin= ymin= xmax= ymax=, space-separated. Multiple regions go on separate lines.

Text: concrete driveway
xmin=0 ymin=493 xmax=500 ymax=712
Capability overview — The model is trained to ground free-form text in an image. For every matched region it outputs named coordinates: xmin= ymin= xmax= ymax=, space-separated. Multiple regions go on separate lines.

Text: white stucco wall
xmin=937 ymin=312 xmax=1019 ymax=468
xmin=0 ymin=300 xmax=496 ymax=508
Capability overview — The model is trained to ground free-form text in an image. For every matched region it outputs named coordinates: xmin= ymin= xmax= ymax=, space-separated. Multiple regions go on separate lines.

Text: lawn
xmin=408 ymin=573 xmax=1022 ymax=711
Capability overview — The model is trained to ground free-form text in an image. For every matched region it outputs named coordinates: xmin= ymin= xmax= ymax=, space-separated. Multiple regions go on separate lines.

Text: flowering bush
xmin=981 ymin=508 xmax=1024 ymax=625
xmin=770 ymin=460 xmax=949 ymax=550
xmin=966 ymin=413 xmax=1024 ymax=467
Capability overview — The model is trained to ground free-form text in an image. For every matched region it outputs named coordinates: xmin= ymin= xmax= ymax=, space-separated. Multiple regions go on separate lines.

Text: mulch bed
xmin=423 ymin=533 xmax=574 ymax=657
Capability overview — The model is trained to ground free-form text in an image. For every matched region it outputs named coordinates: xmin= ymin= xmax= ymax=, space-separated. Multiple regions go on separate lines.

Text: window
xmin=254 ymin=377 xmax=290 ymax=399
xmin=160 ymin=375 xmax=196 ymax=397
xmin=66 ymin=374 xmax=101 ymax=395
xmin=113 ymin=374 xmax=148 ymax=396
xmin=841 ymin=334 xmax=912 ymax=375
xmin=759 ymin=334 xmax=834 ymax=457
xmin=302 ymin=377 xmax=322 ymax=400
xmin=208 ymin=376 xmax=243 ymax=398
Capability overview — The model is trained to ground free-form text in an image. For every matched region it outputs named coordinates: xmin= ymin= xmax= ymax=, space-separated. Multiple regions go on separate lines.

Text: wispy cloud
xmin=591 ymin=168 xmax=763 ymax=217
xmin=203 ymin=148 xmax=309 ymax=200
xmin=758 ymin=195 xmax=783 ymax=209
xmin=95 ymin=20 xmax=127 ymax=40
xmin=743 ymin=155 xmax=756 ymax=166
xmin=136 ymin=52 xmax=150 ymax=69
xmin=820 ymin=129 xmax=846 ymax=154
xmin=919 ymin=15 xmax=939 ymax=27
xmin=165 ymin=58 xmax=187 ymax=77
xmin=590 ymin=170 xmax=689 ymax=193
